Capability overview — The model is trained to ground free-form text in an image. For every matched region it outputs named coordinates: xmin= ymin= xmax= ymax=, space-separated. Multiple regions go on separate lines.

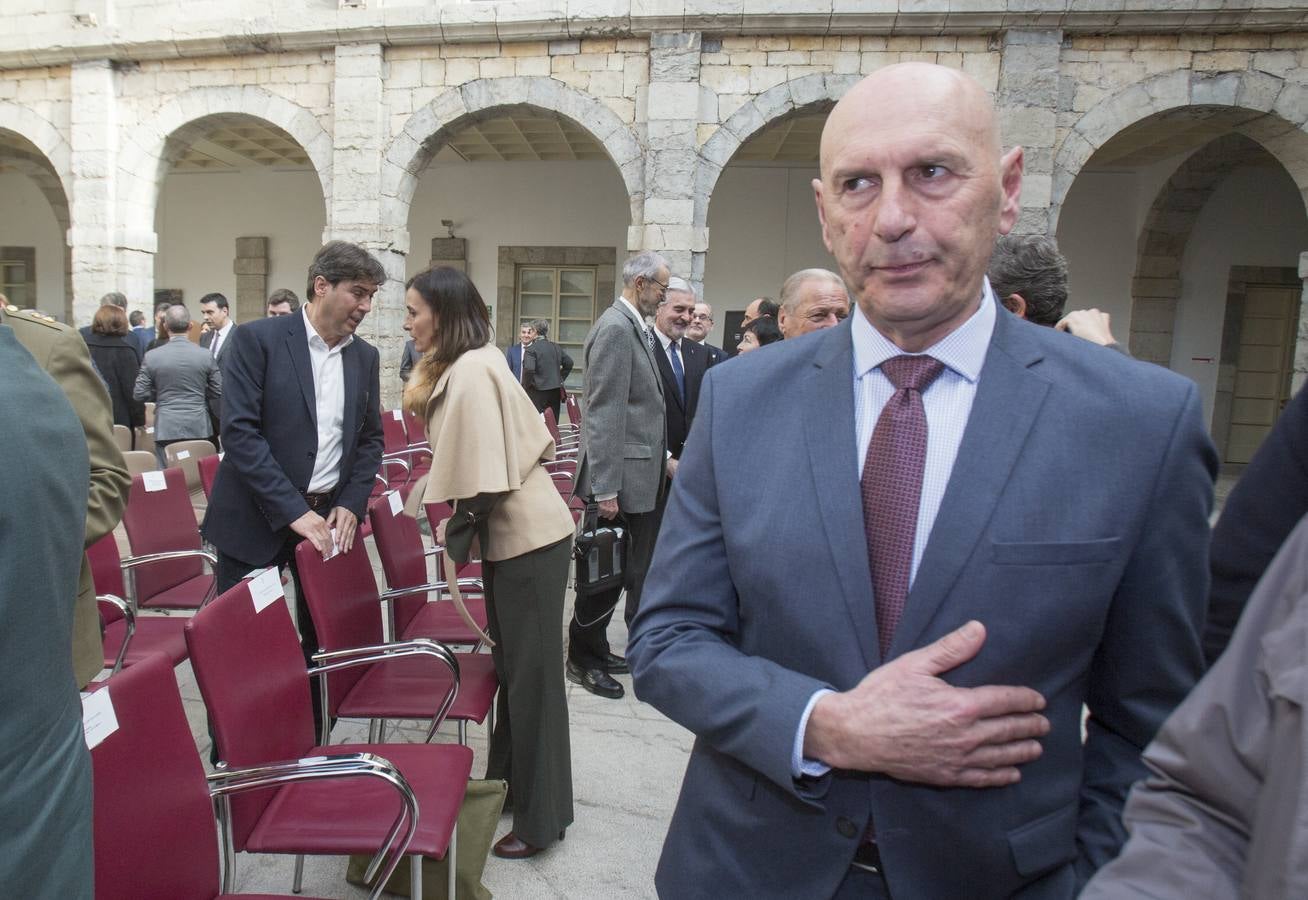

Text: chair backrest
xmin=91 ymin=653 xmax=221 ymax=900
xmin=123 ymin=450 xmax=158 ymax=476
xmin=295 ymin=539 xmax=385 ymax=716
xmin=123 ymin=468 xmax=204 ymax=603
xmin=403 ymin=409 xmax=427 ymax=446
xmin=112 ymin=423 xmax=132 ymax=452
xmin=144 ymin=401 xmax=155 ymax=426
xmin=382 ymin=410 xmax=408 ymax=455
xmin=423 ymin=502 xmax=481 ymax=579
xmin=565 ymin=392 xmax=581 ymax=427
xmin=164 ymin=439 xmax=216 ymax=497
xmin=198 ymin=453 xmax=220 ymax=499
xmin=542 ymin=407 xmax=561 ymax=443
xmin=184 ymin=578 xmax=315 ymax=850
xmin=368 ymin=493 xmax=431 ymax=636
xmin=87 ymin=534 xmax=127 ymax=624
xmin=133 ymin=425 xmax=156 ymax=455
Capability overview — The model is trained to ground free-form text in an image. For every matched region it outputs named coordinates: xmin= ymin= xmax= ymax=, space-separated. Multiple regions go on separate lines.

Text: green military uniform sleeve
xmin=4 ymin=309 xmax=131 ymax=686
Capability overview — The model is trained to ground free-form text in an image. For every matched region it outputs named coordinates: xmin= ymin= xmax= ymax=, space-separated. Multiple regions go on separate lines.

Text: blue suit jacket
xmin=505 ymin=342 xmax=524 ymax=380
xmin=201 ymin=311 xmax=383 ymax=566
xmin=629 ymin=306 xmax=1216 ymax=899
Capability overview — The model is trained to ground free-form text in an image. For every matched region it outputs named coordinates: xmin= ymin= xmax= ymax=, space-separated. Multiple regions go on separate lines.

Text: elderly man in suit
xmin=0 ymin=325 xmax=94 ymax=898
xmin=134 ymin=304 xmax=222 ymax=465
xmin=568 ymin=250 xmax=669 ymax=700
xmin=522 ymin=318 xmax=574 ymax=422
xmin=629 ymin=63 xmax=1215 ymax=899
xmin=202 ymin=241 xmax=384 ymax=733
xmin=686 ymin=300 xmax=727 ymax=366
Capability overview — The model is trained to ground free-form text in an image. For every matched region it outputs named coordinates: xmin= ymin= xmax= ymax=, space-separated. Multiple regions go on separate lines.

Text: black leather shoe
xmin=602 ymin=652 xmax=630 ymax=675
xmin=566 ymin=658 xmax=625 ymax=699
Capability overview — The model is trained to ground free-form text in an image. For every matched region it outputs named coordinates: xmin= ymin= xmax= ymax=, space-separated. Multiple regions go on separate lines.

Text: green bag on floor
xmin=345 ymin=778 xmax=507 ymax=900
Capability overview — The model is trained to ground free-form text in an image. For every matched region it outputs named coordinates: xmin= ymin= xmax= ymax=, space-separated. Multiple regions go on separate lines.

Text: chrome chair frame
xmin=96 ymin=593 xmax=133 ymax=675
xmin=120 ymin=547 xmax=219 ymax=612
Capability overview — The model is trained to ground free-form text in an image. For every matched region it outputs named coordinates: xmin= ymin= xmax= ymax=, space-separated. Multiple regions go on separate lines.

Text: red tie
xmin=861 ymin=355 xmax=945 ymax=656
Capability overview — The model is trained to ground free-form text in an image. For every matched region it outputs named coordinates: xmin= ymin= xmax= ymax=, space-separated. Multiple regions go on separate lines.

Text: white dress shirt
xmin=791 ymin=281 xmax=999 ymax=779
xmin=209 ymin=320 xmax=234 ymax=358
xmin=302 ymin=305 xmax=353 ymax=494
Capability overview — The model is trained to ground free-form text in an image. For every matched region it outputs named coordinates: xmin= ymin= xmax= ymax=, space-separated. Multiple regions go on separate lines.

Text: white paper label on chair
xmin=247 ymin=566 xmax=284 ymax=613
xmin=146 ymin=426 xmax=155 ymax=434
xmin=324 ymin=528 xmax=342 ymax=561
xmin=176 ymin=449 xmax=191 ymax=460
xmin=141 ymin=470 xmax=167 ymax=492
xmin=218 ymin=452 xmax=225 ymax=461
xmin=392 ymin=409 xmax=403 ymax=421
xmin=387 ymin=490 xmax=403 ymax=517
xmin=81 ymin=689 xmax=119 ymax=750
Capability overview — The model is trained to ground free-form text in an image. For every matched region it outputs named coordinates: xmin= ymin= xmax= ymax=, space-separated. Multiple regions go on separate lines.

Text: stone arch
xmin=0 ymin=101 xmax=72 ymax=204
xmin=381 ymin=77 xmax=645 ymax=233
xmin=695 ymin=73 xmax=859 ymax=229
xmin=1128 ymin=133 xmax=1285 ymax=364
xmin=1051 ymin=69 xmax=1308 ymax=234
xmin=117 ymin=86 xmax=333 ymax=244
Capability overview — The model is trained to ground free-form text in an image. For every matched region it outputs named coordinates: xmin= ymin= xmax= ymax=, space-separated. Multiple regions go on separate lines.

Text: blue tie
xmin=668 ymin=340 xmax=685 ymax=404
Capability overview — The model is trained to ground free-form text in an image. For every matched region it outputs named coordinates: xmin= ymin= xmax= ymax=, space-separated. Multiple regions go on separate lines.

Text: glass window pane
xmin=520 ymin=295 xmax=553 ymax=318
xmin=8 ymin=285 xmax=26 ymax=307
xmin=560 ymin=322 xmax=590 ymax=344
xmin=519 ymin=269 xmax=554 ymax=294
xmin=560 ymin=296 xmax=592 ymax=319
xmin=560 ymin=269 xmax=594 ymax=295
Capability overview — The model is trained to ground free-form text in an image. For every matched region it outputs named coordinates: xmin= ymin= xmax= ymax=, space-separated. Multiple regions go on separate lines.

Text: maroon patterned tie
xmin=861 ymin=355 xmax=946 ymax=656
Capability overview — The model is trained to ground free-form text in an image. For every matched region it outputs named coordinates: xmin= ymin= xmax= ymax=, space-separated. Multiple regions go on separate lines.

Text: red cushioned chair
xmin=402 ymin=409 xmax=430 ymax=450
xmin=294 ymin=538 xmax=499 ymax=747
xmin=91 ymin=652 xmax=415 ymax=900
xmin=198 ymin=452 xmax=221 ymax=499
xmin=121 ymin=468 xmax=217 ymax=610
xmin=382 ymin=409 xmax=431 ymax=484
xmin=87 ymin=533 xmax=190 ymax=675
xmin=542 ymin=408 xmax=579 ymax=455
xmin=185 ymin=580 xmax=472 ymax=898
xmin=423 ymin=501 xmax=485 ymax=584
xmin=368 ymin=492 xmax=488 ymax=648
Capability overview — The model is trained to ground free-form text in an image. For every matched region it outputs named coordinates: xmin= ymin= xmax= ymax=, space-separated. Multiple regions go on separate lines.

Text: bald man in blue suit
xmin=629 ymin=63 xmax=1215 ymax=900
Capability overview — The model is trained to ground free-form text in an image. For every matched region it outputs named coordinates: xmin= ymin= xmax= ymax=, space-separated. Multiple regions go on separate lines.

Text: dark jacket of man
xmin=0 ymin=325 xmax=94 ymax=898
xmin=652 ymin=335 xmax=708 ymax=460
xmin=523 ymin=338 xmax=574 ymax=391
xmin=1204 ymin=385 xmax=1308 ymax=665
xmin=201 ymin=311 xmax=383 ymax=567
xmin=629 ymin=309 xmax=1216 ymax=899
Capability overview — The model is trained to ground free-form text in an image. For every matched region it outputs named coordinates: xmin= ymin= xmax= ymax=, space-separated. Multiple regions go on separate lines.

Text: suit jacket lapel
xmin=891 ymin=310 xmax=1050 ymax=655
xmin=683 ymin=340 xmax=705 ymax=415
xmin=341 ymin=340 xmax=361 ymax=454
xmin=614 ymin=301 xmax=663 ymax=398
xmin=804 ymin=320 xmax=879 ymax=671
xmin=652 ymin=338 xmax=685 ymax=412
xmin=286 ymin=312 xmax=317 ymax=426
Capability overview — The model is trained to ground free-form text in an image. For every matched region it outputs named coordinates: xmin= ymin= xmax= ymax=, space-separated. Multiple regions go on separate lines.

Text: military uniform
xmin=1 ymin=306 xmax=131 ymax=687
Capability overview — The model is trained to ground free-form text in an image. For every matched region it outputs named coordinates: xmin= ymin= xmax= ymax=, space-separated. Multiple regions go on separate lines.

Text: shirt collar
xmin=851 ymin=278 xmax=997 ymax=384
xmin=654 ymin=326 xmax=677 ymax=352
xmin=302 ymin=303 xmax=353 ymax=353
xmin=617 ymin=295 xmax=645 ymax=328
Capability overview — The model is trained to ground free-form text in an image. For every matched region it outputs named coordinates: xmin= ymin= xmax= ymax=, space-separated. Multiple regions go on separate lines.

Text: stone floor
xmin=136 ymin=467 xmax=1244 ymax=899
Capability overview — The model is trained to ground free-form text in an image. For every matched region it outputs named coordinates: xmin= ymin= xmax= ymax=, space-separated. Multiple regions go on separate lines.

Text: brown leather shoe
xmin=493 ymin=832 xmax=543 ymax=860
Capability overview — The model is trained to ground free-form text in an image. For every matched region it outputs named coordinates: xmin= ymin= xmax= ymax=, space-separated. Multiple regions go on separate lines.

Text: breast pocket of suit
xmin=623 ymin=442 xmax=652 ymax=459
xmin=990 ymin=537 xmax=1120 ymax=566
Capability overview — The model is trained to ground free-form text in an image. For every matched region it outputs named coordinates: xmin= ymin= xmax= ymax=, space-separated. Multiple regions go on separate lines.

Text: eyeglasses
xmin=645 ymin=276 xmax=669 ymax=294
xmin=691 ymin=313 xmax=713 ymax=322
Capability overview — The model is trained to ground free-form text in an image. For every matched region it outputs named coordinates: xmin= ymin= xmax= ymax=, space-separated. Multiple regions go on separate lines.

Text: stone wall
xmin=4 ymin=21 xmax=1308 ymax=401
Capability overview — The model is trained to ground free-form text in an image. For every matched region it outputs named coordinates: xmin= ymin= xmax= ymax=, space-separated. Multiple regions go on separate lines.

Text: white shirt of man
xmin=302 ymin=304 xmax=352 ymax=494
xmin=209 ymin=320 xmax=235 ymax=358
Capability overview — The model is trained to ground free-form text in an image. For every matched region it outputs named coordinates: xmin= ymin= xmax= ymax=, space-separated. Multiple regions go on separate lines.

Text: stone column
xmin=640 ymin=32 xmax=707 ymax=286
xmin=996 ymin=29 xmax=1062 ymax=236
xmin=1293 ymin=250 xmax=1308 ymax=396
xmin=68 ymin=59 xmax=124 ymax=324
xmin=328 ymin=43 xmax=408 ymax=406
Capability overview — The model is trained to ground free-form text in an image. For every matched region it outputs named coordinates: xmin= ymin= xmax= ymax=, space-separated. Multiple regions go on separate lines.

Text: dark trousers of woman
xmin=482 ymin=537 xmax=575 ymax=848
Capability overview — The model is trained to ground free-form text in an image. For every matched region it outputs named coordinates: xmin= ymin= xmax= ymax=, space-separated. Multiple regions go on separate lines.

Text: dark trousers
xmin=568 ymin=507 xmax=660 ymax=668
xmin=215 ymin=537 xmax=327 ymax=737
xmin=527 ymin=385 xmax=562 ymax=424
xmin=483 ymin=538 xmax=574 ymax=847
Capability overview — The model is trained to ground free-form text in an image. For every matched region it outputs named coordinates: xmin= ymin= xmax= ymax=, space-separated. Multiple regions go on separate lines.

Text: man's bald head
xmin=812 ymin=62 xmax=1023 ymax=352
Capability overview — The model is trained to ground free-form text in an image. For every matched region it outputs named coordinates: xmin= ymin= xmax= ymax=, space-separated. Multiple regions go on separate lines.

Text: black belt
xmin=303 ymin=491 xmax=334 ymax=513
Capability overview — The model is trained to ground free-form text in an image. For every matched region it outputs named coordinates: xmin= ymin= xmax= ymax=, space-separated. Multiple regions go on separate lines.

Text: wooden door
xmin=1225 ymin=284 xmax=1299 ymax=464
